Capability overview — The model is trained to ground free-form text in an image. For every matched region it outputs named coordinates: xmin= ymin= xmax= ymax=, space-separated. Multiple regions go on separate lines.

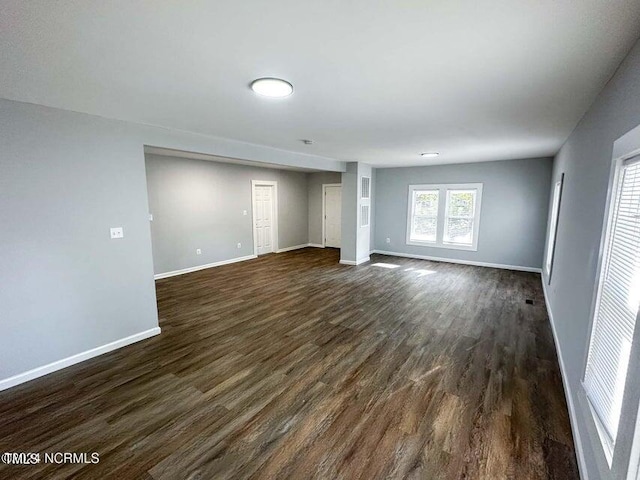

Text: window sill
xmin=406 ymin=240 xmax=478 ymax=252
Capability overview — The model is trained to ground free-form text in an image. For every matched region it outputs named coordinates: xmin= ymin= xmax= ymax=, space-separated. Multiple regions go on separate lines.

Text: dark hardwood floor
xmin=0 ymin=248 xmax=579 ymax=479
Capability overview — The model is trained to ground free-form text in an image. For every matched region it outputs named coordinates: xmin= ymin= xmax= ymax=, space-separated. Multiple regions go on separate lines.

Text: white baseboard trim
xmin=370 ymin=250 xmax=542 ymax=273
xmin=276 ymin=244 xmax=310 ymax=253
xmin=154 ymin=255 xmax=257 ymax=279
xmin=541 ymin=279 xmax=588 ymax=480
xmin=339 ymin=256 xmax=370 ymax=266
xmin=307 ymin=243 xmax=324 ymax=248
xmin=0 ymin=327 xmax=161 ymax=392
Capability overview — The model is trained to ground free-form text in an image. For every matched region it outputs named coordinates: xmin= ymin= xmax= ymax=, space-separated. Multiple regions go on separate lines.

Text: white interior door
xmin=324 ymin=185 xmax=342 ymax=248
xmin=254 ymin=185 xmax=274 ymax=255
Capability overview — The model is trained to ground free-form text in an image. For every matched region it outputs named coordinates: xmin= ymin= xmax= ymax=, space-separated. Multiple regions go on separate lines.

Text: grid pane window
xmin=410 ymin=190 xmax=439 ymax=242
xmin=406 ymin=184 xmax=482 ymax=250
xmin=444 ymin=190 xmax=477 ymax=246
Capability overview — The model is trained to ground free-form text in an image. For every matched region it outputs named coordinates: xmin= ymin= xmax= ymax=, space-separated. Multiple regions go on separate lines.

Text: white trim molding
xmin=276 ymin=244 xmax=310 ymax=253
xmin=541 ymin=279 xmax=589 ymax=479
xmin=155 ymin=255 xmax=257 ymax=280
xmin=277 ymin=243 xmax=326 ymax=252
xmin=0 ymin=327 xmax=161 ymax=392
xmin=371 ymin=250 xmax=541 ymax=273
xmin=339 ymin=256 xmax=370 ymax=266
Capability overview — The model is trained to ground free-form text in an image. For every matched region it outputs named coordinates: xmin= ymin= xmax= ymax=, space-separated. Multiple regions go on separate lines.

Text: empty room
xmin=2 ymin=2 xmax=640 ymax=479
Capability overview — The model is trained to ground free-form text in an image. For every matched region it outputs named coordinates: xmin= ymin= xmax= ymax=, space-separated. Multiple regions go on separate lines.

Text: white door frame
xmin=251 ymin=180 xmax=278 ymax=256
xmin=322 ymin=183 xmax=341 ymax=248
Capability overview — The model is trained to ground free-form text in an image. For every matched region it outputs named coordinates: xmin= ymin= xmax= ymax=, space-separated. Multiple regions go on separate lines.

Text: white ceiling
xmin=2 ymin=1 xmax=640 ymax=167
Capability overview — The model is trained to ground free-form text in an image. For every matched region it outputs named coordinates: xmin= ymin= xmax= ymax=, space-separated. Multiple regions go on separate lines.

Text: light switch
xmin=242 ymin=210 xmax=248 ymax=216
xmin=149 ymin=213 xmax=153 ymax=221
xmin=110 ymin=227 xmax=124 ymax=239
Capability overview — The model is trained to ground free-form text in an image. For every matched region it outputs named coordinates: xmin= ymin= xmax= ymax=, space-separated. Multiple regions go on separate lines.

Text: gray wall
xmin=0 ymin=98 xmax=344 ymax=384
xmin=0 ymin=101 xmax=159 ymax=381
xmin=543 ymin=39 xmax=640 ymax=480
xmin=373 ymin=158 xmax=552 ymax=268
xmin=307 ymin=172 xmax=342 ymax=246
xmin=146 ymin=154 xmax=309 ymax=275
xmin=340 ymin=162 xmax=373 ymax=263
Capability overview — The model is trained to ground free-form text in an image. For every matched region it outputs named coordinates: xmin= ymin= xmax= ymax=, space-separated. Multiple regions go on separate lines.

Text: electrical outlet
xmin=196 ymin=248 xmax=202 ymax=255
xmin=242 ymin=210 xmax=248 ymax=216
xmin=237 ymin=243 xmax=242 ymax=249
xmin=110 ymin=227 xmax=124 ymax=239
xmin=386 ymin=237 xmax=391 ymax=244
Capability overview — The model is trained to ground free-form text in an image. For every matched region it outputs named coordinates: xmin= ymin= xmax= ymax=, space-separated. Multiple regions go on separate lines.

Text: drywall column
xmin=340 ymin=162 xmax=372 ymax=265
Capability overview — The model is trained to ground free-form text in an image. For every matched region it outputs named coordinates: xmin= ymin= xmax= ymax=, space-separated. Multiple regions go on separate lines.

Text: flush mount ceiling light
xmin=250 ymin=77 xmax=293 ymax=98
xmin=420 ymin=152 xmax=440 ymax=158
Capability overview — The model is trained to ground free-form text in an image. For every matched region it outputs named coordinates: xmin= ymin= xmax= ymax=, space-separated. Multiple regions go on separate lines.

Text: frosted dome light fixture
xmin=250 ymin=77 xmax=293 ymax=98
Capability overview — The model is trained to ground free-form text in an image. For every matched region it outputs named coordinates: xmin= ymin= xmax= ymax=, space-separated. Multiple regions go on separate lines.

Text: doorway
xmin=323 ymin=184 xmax=342 ymax=248
xmin=252 ymin=180 xmax=278 ymax=255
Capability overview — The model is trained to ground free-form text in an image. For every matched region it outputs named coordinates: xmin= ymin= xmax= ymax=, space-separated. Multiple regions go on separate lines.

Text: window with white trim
xmin=406 ymin=183 xmax=483 ymax=250
xmin=584 ymin=155 xmax=640 ymax=462
xmin=545 ymin=174 xmax=564 ymax=279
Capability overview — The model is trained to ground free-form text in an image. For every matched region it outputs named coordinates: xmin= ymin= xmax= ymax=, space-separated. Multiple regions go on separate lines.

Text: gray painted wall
xmin=307 ymin=172 xmax=342 ymax=246
xmin=340 ymin=162 xmax=373 ymax=263
xmin=373 ymin=158 xmax=552 ymax=268
xmin=0 ymin=101 xmax=159 ymax=381
xmin=0 ymin=98 xmax=344 ymax=384
xmin=146 ymin=154 xmax=309 ymax=275
xmin=543 ymin=39 xmax=640 ymax=480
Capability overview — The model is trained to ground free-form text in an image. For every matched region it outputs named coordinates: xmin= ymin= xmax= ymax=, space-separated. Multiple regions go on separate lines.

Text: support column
xmin=340 ymin=162 xmax=372 ymax=265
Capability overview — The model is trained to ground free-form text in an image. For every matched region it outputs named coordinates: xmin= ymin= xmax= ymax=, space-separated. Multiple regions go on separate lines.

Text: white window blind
xmin=585 ymin=156 xmax=640 ymax=453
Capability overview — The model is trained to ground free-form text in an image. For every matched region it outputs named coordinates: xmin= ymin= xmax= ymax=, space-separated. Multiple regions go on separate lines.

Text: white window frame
xmin=583 ymin=154 xmax=640 ymax=470
xmin=581 ymin=123 xmax=640 ymax=480
xmin=545 ymin=173 xmax=564 ymax=281
xmin=406 ymin=183 xmax=483 ymax=251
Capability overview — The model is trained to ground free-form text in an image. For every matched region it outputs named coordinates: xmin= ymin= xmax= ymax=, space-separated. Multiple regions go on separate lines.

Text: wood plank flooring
xmin=0 ymin=248 xmax=579 ymax=479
